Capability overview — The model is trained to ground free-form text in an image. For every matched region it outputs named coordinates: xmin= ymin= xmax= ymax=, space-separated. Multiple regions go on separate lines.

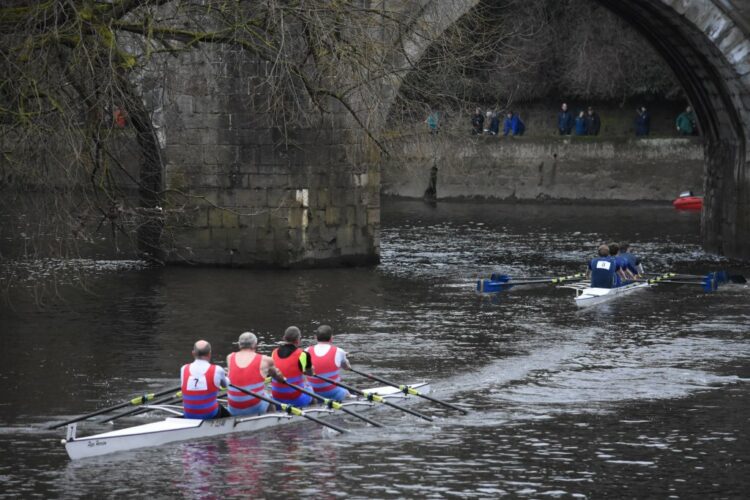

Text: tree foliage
xmin=0 ymin=0 xmax=403 ymax=271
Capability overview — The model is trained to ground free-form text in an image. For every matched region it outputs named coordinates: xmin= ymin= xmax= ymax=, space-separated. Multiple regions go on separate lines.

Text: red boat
xmin=673 ymin=191 xmax=703 ymax=211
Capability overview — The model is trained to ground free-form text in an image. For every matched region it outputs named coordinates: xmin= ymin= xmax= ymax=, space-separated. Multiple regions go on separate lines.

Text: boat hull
xmin=672 ymin=196 xmax=703 ymax=211
xmin=570 ymin=281 xmax=652 ymax=307
xmin=64 ymin=383 xmax=430 ymax=460
xmin=560 ymin=281 xmax=652 ymax=307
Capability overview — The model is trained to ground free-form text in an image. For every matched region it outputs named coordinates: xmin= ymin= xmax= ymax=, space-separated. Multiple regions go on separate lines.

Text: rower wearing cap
xmin=271 ymin=326 xmax=314 ymax=408
xmin=587 ymin=244 xmax=617 ymax=288
xmin=306 ymin=325 xmax=351 ymax=402
xmin=181 ymin=340 xmax=230 ymax=419
xmin=226 ymin=332 xmax=285 ymax=416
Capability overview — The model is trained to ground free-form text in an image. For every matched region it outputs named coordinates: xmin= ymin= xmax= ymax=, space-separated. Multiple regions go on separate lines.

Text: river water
xmin=0 ymin=200 xmax=748 ymax=498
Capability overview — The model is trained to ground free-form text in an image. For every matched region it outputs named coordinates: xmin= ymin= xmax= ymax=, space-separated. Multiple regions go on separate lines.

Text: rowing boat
xmin=62 ymin=382 xmax=429 ymax=460
xmin=559 ymin=280 xmax=652 ymax=307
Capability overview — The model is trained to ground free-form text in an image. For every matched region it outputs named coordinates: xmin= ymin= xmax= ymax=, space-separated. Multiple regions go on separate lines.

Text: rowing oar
xmin=280 ymin=380 xmax=383 ymax=427
xmin=645 ymin=273 xmax=717 ymax=292
xmin=228 ymin=384 xmax=347 ymax=434
xmin=312 ymin=374 xmax=434 ymax=422
xmin=348 ymin=368 xmax=468 ymax=415
xmin=101 ymin=392 xmax=184 ymax=423
xmin=47 ymin=385 xmax=182 ymax=430
xmin=479 ymin=273 xmax=586 ymax=293
xmin=490 ymin=272 xmax=586 ymax=284
xmin=644 ymin=271 xmax=746 ymax=284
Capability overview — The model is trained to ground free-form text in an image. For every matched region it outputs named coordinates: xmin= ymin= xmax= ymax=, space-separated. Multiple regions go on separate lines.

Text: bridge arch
xmin=390 ymin=0 xmax=750 ymax=259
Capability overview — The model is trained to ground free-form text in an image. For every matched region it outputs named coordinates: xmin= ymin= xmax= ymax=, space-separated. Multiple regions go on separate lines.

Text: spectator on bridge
xmin=557 ymin=102 xmax=573 ymax=135
xmin=425 ymin=111 xmax=439 ymax=134
xmin=575 ymin=110 xmax=588 ymax=135
xmin=635 ymin=106 xmax=651 ymax=136
xmin=484 ymin=111 xmax=492 ymax=134
xmin=489 ymin=111 xmax=500 ymax=135
xmin=503 ymin=111 xmax=525 ymax=136
xmin=676 ymin=106 xmax=696 ymax=135
xmin=585 ymin=106 xmax=601 ymax=135
xmin=471 ymin=107 xmax=484 ymax=135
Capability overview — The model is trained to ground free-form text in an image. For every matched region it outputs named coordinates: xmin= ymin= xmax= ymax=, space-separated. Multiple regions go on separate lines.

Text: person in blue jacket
xmin=503 ymin=111 xmax=525 ymax=136
xmin=618 ymin=242 xmax=643 ymax=275
xmin=557 ymin=102 xmax=573 ymax=135
xmin=574 ymin=110 xmax=588 ymax=135
xmin=609 ymin=242 xmax=638 ymax=285
xmin=588 ymin=245 xmax=617 ymax=288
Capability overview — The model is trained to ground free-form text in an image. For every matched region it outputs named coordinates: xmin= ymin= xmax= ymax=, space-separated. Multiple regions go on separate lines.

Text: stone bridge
xmin=155 ymin=0 xmax=750 ymax=265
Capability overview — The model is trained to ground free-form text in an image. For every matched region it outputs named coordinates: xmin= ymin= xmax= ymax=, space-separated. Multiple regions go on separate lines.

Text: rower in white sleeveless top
xmin=306 ymin=325 xmax=351 ymax=401
xmin=225 ymin=332 xmax=285 ymax=416
xmin=181 ymin=340 xmax=230 ymax=419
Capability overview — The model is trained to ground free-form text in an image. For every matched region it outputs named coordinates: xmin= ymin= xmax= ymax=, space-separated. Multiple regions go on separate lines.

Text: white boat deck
xmin=559 ymin=280 xmax=652 ymax=307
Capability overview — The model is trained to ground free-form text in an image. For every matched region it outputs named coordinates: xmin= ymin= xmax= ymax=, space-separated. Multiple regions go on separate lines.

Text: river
xmin=0 ymin=200 xmax=748 ymax=498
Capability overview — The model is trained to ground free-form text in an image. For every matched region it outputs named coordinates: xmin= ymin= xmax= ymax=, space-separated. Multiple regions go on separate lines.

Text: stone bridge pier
xmin=152 ymin=48 xmax=380 ymax=267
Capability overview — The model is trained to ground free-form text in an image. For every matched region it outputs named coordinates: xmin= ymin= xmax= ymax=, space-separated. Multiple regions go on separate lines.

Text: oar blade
xmin=476 ymin=279 xmax=511 ymax=293
xmin=350 ymin=367 xmax=467 ymax=415
xmin=489 ymin=273 xmax=511 ymax=282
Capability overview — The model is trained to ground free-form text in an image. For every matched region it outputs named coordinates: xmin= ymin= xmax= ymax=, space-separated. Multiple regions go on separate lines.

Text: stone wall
xmin=382 ymin=133 xmax=704 ymax=201
xmin=154 ymin=47 xmax=380 ymax=267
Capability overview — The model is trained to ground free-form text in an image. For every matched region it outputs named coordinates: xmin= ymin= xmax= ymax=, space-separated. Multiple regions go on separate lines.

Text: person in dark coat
xmin=471 ymin=107 xmax=484 ymax=135
xmin=489 ymin=111 xmax=500 ymax=135
xmin=574 ymin=111 xmax=588 ymax=135
xmin=585 ymin=106 xmax=601 ymax=135
xmin=635 ymin=106 xmax=651 ymax=136
xmin=557 ymin=102 xmax=573 ymax=135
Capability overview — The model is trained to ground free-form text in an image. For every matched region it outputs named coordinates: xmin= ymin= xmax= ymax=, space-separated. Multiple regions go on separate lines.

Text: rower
xmin=619 ymin=243 xmax=643 ymax=275
xmin=226 ymin=332 xmax=285 ymax=416
xmin=271 ymin=326 xmax=314 ymax=408
xmin=608 ymin=242 xmax=637 ymax=284
xmin=181 ymin=340 xmax=230 ymax=419
xmin=588 ymin=244 xmax=617 ymax=288
xmin=306 ymin=325 xmax=352 ymax=402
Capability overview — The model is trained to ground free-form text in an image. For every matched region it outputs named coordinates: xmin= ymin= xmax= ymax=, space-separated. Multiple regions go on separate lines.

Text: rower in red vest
xmin=271 ymin=326 xmax=314 ymax=408
xmin=226 ymin=331 xmax=285 ymax=416
xmin=306 ymin=325 xmax=351 ymax=401
xmin=181 ymin=340 xmax=230 ymax=419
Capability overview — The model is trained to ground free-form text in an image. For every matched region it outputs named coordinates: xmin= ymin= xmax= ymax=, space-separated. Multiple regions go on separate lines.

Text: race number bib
xmin=596 ymin=261 xmax=612 ymax=270
xmin=189 ymin=373 xmax=208 ymax=390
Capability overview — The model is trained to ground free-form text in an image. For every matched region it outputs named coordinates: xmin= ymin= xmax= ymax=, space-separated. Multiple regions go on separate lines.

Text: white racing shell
xmin=560 ymin=280 xmax=652 ymax=307
xmin=63 ymin=382 xmax=430 ymax=460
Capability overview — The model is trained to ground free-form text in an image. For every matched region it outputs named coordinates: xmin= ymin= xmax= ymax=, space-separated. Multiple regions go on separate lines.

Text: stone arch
xmin=391 ymin=0 xmax=750 ymax=259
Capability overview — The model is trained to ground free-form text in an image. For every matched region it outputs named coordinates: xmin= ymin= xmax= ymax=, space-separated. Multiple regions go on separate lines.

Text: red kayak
xmin=673 ymin=195 xmax=703 ymax=211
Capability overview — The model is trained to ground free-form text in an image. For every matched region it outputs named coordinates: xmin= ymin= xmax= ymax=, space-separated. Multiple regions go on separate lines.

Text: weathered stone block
xmin=325 ymin=206 xmax=341 ymax=226
xmin=208 ymin=207 xmax=224 ymax=228
xmin=336 ymin=225 xmax=355 ymax=248
xmin=234 ymin=188 xmax=268 ymax=207
xmin=203 ymin=145 xmax=238 ymax=165
xmin=267 ymin=188 xmax=296 ymax=207
xmin=345 ymin=206 xmax=357 ymax=225
xmin=238 ymin=212 xmax=270 ymax=229
xmin=316 ymin=188 xmax=330 ymax=207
